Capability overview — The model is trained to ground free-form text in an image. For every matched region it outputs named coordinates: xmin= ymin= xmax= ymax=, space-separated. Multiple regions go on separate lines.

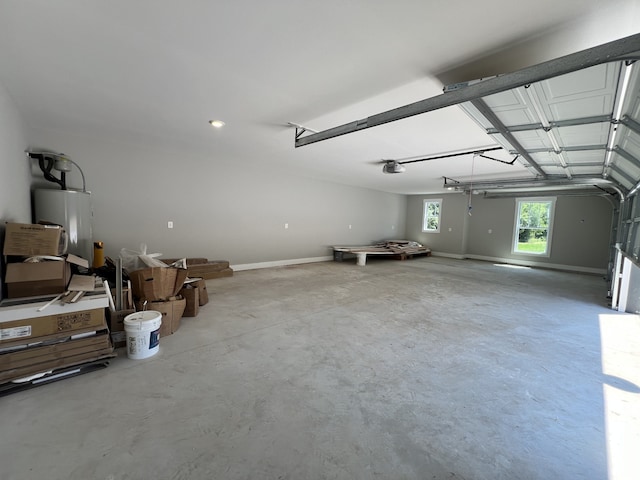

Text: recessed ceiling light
xmin=209 ymin=120 xmax=225 ymax=128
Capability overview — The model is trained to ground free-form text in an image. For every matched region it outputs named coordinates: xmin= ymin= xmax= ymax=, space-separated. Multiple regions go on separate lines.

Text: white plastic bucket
xmin=123 ymin=310 xmax=162 ymax=360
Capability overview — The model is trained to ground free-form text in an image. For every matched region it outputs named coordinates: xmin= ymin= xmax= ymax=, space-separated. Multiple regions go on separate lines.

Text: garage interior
xmin=1 ymin=1 xmax=640 ymax=479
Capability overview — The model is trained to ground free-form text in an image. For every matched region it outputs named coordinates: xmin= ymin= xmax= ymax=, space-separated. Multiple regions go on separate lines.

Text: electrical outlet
xmin=348 ymin=224 xmax=352 ymax=229
xmin=167 ymin=221 xmax=174 ymax=229
xmin=284 ymin=223 xmax=289 ymax=229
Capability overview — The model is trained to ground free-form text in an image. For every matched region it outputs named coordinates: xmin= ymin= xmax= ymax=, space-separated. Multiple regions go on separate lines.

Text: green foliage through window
xmin=514 ymin=199 xmax=553 ymax=255
xmin=423 ymin=199 xmax=441 ymax=232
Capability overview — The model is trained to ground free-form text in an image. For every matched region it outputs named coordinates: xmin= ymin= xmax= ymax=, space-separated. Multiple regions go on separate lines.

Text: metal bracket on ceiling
xmin=619 ymin=115 xmax=640 ymax=136
xmin=287 ymin=122 xmax=318 ymax=141
xmin=470 ymin=98 xmax=547 ymax=177
xmin=478 ymin=153 xmax=519 ymax=165
xmin=443 ymin=176 xmax=461 ymax=190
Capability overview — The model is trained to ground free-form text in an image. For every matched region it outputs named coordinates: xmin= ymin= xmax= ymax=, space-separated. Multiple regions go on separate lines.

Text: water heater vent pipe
xmin=26 ymin=150 xmax=87 ymax=192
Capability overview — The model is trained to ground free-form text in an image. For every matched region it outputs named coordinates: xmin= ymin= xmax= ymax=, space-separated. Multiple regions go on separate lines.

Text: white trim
xmin=617 ymin=256 xmax=633 ymax=312
xmin=465 ymin=254 xmax=606 ymax=275
xmin=430 ymin=251 xmax=466 ymax=260
xmin=231 ymin=256 xmax=333 ymax=271
xmin=611 ymin=245 xmax=623 ymax=310
xmin=231 ymin=252 xmax=605 ymax=275
xmin=431 ymin=251 xmax=605 ymax=274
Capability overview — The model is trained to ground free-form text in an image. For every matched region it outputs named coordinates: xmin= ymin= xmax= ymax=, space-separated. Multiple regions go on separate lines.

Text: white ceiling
xmin=1 ymin=0 xmax=639 ymax=194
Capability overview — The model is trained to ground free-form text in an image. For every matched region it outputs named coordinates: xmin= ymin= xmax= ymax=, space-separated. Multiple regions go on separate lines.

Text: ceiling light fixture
xmin=209 ymin=120 xmax=226 ymax=128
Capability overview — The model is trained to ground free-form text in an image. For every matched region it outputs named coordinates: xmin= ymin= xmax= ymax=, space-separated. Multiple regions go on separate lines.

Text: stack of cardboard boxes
xmin=179 ymin=278 xmax=209 ymax=317
xmin=0 ymin=297 xmax=113 ymax=392
xmin=117 ymin=265 xmax=209 ymax=342
xmin=106 ymin=270 xmax=210 ymax=347
xmin=0 ymin=223 xmax=114 ymax=392
xmin=129 ymin=266 xmax=188 ymax=337
xmin=4 ymin=223 xmax=75 ymax=298
xmin=1 ymin=222 xmax=214 ymax=393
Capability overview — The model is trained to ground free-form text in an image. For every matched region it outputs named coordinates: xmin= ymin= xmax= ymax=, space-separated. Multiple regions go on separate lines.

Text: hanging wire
xmin=468 ymin=153 xmax=477 ymax=216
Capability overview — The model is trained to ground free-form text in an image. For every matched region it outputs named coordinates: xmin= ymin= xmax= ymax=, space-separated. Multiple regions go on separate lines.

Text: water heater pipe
xmin=27 ymin=150 xmax=87 ymax=192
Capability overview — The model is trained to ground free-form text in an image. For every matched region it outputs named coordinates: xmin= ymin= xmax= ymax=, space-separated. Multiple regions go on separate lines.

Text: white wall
xmin=0 ymin=81 xmax=30 ymax=299
xmin=437 ymin=1 xmax=640 ymax=86
xmin=0 ymin=83 xmax=30 ymax=224
xmin=407 ymin=193 xmax=613 ymax=274
xmin=27 ymin=128 xmax=407 ymax=267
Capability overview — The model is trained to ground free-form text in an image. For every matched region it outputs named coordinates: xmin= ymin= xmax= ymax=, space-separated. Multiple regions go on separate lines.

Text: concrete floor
xmin=1 ymin=257 xmax=639 ymax=480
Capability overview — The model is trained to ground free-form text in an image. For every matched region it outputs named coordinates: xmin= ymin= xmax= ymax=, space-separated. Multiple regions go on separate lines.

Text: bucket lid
xmin=124 ymin=310 xmax=162 ymax=330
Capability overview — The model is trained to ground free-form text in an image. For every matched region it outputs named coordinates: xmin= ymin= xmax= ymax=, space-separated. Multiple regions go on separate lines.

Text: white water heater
xmin=33 ymin=189 xmax=93 ymax=263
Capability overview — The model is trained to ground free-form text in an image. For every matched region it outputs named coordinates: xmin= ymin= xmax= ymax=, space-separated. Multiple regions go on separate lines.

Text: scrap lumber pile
xmin=162 ymin=258 xmax=233 ymax=280
xmin=335 ymin=240 xmax=430 ymax=256
xmin=374 ymin=240 xmax=431 ymax=256
xmin=332 ymin=239 xmax=431 ymax=264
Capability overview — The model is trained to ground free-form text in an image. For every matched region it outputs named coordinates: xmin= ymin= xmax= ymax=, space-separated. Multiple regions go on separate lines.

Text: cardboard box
xmin=194 ymin=279 xmax=209 ymax=306
xmin=106 ymin=309 xmax=135 ymax=348
xmin=4 ymin=254 xmax=87 ymax=299
xmin=3 ymin=222 xmax=67 ymax=256
xmin=0 ymin=307 xmax=107 ymax=347
xmin=0 ymin=333 xmax=114 ymax=384
xmin=110 ymin=330 xmax=126 ymax=349
xmin=179 ymin=285 xmax=199 ymax=317
xmin=161 ymin=259 xmax=232 ymax=280
xmin=129 ymin=267 xmax=188 ymax=302
xmin=107 ymin=309 xmax=135 ymax=332
xmin=136 ymin=297 xmax=186 ymax=337
xmin=0 ymin=332 xmax=111 ymax=371
xmin=5 ymin=261 xmax=71 ymax=298
xmin=182 ymin=277 xmax=208 ymax=306
xmin=107 ymin=309 xmax=136 ymax=348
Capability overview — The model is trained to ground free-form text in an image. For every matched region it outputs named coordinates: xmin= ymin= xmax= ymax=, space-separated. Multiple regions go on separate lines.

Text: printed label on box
xmin=57 ymin=311 xmax=96 ymax=331
xmin=0 ymin=325 xmax=32 ymax=340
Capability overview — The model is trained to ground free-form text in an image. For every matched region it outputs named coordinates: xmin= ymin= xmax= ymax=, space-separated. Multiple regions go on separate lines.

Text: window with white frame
xmin=422 ymin=199 xmax=442 ymax=233
xmin=513 ymin=197 xmax=555 ymax=256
